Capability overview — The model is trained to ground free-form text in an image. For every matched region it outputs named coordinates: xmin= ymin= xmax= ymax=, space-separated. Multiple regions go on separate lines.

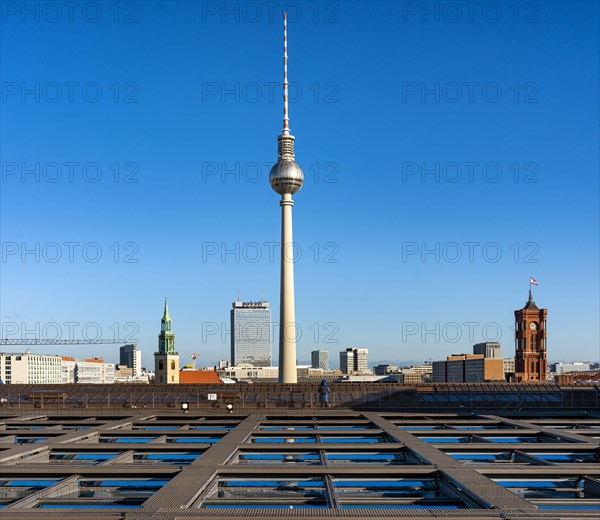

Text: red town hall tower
xmin=514 ymin=289 xmax=548 ymax=382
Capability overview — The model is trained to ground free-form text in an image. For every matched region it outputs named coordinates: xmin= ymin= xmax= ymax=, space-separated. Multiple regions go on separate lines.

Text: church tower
xmin=154 ymin=298 xmax=180 ymax=384
xmin=514 ymin=289 xmax=548 ymax=382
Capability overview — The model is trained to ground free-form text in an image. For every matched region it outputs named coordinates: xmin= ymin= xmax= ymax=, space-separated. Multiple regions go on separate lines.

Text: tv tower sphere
xmin=269 ymin=156 xmax=304 ymax=194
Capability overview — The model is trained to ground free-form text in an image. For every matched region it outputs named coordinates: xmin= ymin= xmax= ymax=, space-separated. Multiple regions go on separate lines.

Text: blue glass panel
xmin=14 ymin=437 xmax=48 ymax=444
xmin=240 ymin=454 xmax=319 ymax=461
xmin=73 ymin=453 xmax=116 ymax=461
xmin=321 ymin=437 xmax=383 ymax=443
xmin=496 ymin=480 xmax=577 ymax=488
xmin=318 ymin=426 xmax=372 ymax=431
xmin=398 ymin=426 xmax=441 ymax=430
xmin=222 ymin=480 xmax=324 ymax=488
xmin=140 ymin=453 xmax=200 ymax=461
xmin=327 ymin=453 xmax=402 ymax=462
xmin=193 ymin=426 xmax=232 ymax=430
xmin=90 ymin=480 xmax=169 ymax=488
xmin=253 ymin=437 xmax=316 ymax=443
xmin=448 ymin=453 xmax=509 ymax=462
xmin=168 ymin=438 xmax=221 ymax=443
xmin=334 ymin=480 xmax=433 ymax=488
xmin=2 ymin=480 xmax=59 ymax=487
xmin=100 ymin=437 xmax=156 ymax=443
xmin=484 ymin=437 xmax=538 ymax=443
xmin=418 ymin=437 xmax=467 ymax=443
xmin=532 ymin=453 xmax=596 ymax=462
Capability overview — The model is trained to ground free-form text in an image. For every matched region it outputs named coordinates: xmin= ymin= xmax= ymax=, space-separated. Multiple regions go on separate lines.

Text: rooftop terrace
xmin=0 ymin=403 xmax=598 ymax=519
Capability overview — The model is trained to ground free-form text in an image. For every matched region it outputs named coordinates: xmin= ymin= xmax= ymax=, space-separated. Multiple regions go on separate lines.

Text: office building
xmin=231 ymin=300 xmax=272 ymax=367
xmin=74 ymin=358 xmax=115 ymax=384
xmin=473 ymin=342 xmax=501 ymax=359
xmin=120 ymin=344 xmax=142 ymax=378
xmin=373 ymin=364 xmax=398 ymax=376
xmin=401 ymin=364 xmax=433 ymax=384
xmin=551 ymin=362 xmax=593 ymax=374
xmin=432 ymin=354 xmax=504 ymax=383
xmin=311 ymin=350 xmax=329 ymax=370
xmin=218 ymin=365 xmax=279 ymax=381
xmin=114 ymin=365 xmax=134 ymax=381
xmin=503 ymin=358 xmax=515 ymax=378
xmin=0 ymin=352 xmax=62 ymax=384
xmin=61 ymin=357 xmax=76 ymax=383
xmin=339 ymin=349 xmax=351 ymax=374
xmin=340 ymin=348 xmax=369 ymax=374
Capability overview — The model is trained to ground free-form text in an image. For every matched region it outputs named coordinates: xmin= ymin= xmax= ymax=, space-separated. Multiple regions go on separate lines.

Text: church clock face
xmin=529 ymin=322 xmax=537 ymax=330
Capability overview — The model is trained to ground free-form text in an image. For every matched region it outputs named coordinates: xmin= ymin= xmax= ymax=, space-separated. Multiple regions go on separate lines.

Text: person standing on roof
xmin=318 ymin=380 xmax=331 ymax=408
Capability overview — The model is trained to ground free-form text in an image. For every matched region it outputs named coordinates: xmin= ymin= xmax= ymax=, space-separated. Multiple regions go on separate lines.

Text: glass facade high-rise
xmin=120 ymin=344 xmax=142 ymax=378
xmin=231 ymin=300 xmax=272 ymax=367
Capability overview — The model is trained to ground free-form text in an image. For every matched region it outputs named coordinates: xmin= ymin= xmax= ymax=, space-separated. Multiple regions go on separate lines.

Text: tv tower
xmin=269 ymin=13 xmax=304 ymax=384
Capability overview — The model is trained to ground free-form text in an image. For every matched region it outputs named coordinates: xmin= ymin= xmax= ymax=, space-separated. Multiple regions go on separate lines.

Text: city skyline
xmin=1 ymin=287 xmax=599 ymax=370
xmin=2 ymin=2 xmax=598 ymax=366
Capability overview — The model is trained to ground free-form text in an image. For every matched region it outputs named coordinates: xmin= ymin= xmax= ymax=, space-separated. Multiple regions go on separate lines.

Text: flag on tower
xmin=530 ymin=277 xmax=538 ymax=286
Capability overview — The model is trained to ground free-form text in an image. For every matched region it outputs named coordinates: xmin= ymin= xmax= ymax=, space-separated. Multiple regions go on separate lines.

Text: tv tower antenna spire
xmin=283 ymin=12 xmax=290 ymax=136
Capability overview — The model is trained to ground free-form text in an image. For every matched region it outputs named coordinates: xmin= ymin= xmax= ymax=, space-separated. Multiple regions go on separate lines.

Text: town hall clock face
xmin=529 ymin=322 xmax=537 ymax=330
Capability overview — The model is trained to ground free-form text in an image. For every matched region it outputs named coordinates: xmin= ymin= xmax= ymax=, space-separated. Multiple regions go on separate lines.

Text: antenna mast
xmin=283 ymin=12 xmax=289 ymax=135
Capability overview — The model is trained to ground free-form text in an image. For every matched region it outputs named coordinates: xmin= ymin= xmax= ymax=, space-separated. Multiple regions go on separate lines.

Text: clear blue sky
xmin=1 ymin=1 xmax=598 ymax=368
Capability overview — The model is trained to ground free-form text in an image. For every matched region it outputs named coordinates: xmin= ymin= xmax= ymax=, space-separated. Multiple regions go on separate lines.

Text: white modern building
xmin=0 ymin=353 xmax=118 ymax=385
xmin=61 ymin=357 xmax=76 ymax=383
xmin=503 ymin=358 xmax=516 ymax=377
xmin=217 ymin=364 xmax=314 ymax=382
xmin=218 ymin=365 xmax=279 ymax=381
xmin=73 ymin=359 xmax=115 ymax=384
xmin=551 ymin=362 xmax=593 ymax=374
xmin=0 ymin=352 xmax=62 ymax=384
xmin=340 ymin=348 xmax=369 ymax=374
xmin=231 ymin=300 xmax=272 ymax=367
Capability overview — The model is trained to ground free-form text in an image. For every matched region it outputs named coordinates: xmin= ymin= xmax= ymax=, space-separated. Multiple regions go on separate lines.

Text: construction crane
xmin=0 ymin=339 xmax=136 ymax=346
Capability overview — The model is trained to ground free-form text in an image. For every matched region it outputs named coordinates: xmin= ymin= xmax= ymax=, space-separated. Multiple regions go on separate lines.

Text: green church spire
xmin=158 ymin=297 xmax=176 ymax=354
xmin=162 ymin=297 xmax=172 ymax=331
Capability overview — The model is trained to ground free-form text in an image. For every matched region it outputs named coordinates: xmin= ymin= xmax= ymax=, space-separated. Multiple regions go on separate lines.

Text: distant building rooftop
xmin=179 ymin=369 xmax=221 ymax=384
